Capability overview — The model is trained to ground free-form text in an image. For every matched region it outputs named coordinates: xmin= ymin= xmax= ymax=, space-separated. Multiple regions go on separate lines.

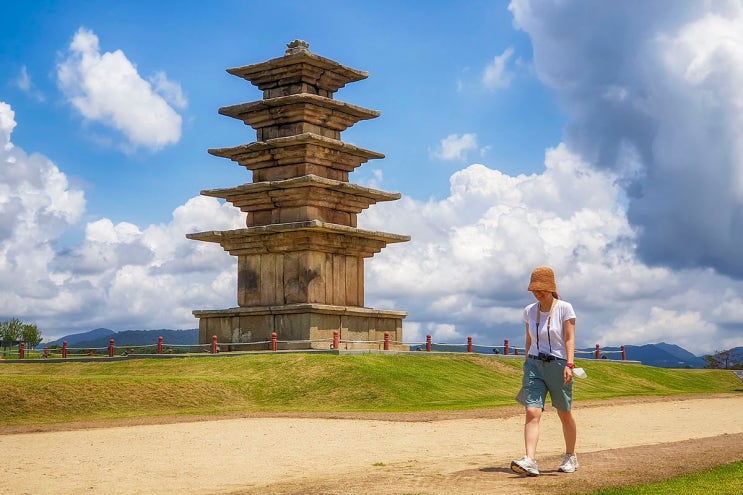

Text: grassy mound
xmin=1 ymin=353 xmax=740 ymax=426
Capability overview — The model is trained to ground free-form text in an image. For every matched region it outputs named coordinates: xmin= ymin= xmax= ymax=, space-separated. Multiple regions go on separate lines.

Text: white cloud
xmin=0 ymin=103 xmax=240 ymax=338
xmin=3 ymin=91 xmax=742 ymax=355
xmin=508 ymin=0 xmax=743 ymax=278
xmin=0 ymin=102 xmax=16 ymax=151
xmin=56 ymin=27 xmax=185 ymax=151
xmin=0 ymin=101 xmax=86 ymax=306
xmin=483 ymin=47 xmax=515 ymax=90
xmin=16 ymin=66 xmax=32 ymax=91
xmin=362 ymin=144 xmax=743 ymax=354
xmin=432 ymin=133 xmax=478 ymax=161
xmin=48 ymin=195 xmax=243 ymax=332
xmin=355 ymin=168 xmax=384 ymax=190
xmin=15 ymin=66 xmax=45 ymax=101
xmin=598 ymin=307 xmax=716 ymax=350
xmin=149 ymin=71 xmax=188 ymax=110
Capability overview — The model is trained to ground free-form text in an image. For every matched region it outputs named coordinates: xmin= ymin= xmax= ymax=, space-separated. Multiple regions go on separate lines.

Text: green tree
xmin=21 ymin=323 xmax=43 ymax=348
xmin=704 ymin=349 xmax=742 ymax=370
xmin=1 ymin=318 xmax=43 ymax=347
xmin=0 ymin=318 xmax=24 ymax=342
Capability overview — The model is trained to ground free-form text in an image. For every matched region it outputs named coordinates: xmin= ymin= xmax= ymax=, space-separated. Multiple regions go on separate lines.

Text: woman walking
xmin=511 ymin=266 xmax=578 ymax=476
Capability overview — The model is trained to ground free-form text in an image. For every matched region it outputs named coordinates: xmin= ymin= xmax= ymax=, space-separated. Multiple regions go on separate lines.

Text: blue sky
xmin=1 ymin=0 xmax=742 ymax=355
xmin=2 ymin=0 xmax=561 ymax=227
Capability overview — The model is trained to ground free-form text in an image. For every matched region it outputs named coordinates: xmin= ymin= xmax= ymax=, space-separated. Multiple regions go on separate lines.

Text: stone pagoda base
xmin=194 ymin=303 xmax=407 ymax=351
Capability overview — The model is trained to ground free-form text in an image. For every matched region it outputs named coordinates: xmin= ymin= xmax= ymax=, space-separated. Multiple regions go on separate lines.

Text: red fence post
xmin=19 ymin=342 xmax=25 ymax=359
xmin=211 ymin=335 xmax=218 ymax=354
xmin=514 ymin=348 xmax=519 ymax=356
xmin=108 ymin=339 xmax=115 ymax=358
xmin=157 ymin=336 xmax=163 ymax=355
xmin=467 ymin=337 xmax=473 ymax=353
xmin=621 ymin=345 xmax=626 ymax=361
xmin=271 ymin=332 xmax=277 ymax=352
xmin=332 ymin=330 xmax=339 ymax=350
xmin=595 ymin=344 xmax=600 ymax=359
xmin=504 ymin=339 xmax=510 ymax=355
xmin=62 ymin=341 xmax=68 ymax=358
xmin=426 ymin=334 xmax=432 ymax=352
xmin=44 ymin=346 xmax=49 ymax=358
xmin=383 ymin=332 xmax=390 ymax=350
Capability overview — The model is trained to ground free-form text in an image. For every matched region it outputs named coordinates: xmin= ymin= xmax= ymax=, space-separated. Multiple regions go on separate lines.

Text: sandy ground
xmin=2 ymin=395 xmax=742 ymax=495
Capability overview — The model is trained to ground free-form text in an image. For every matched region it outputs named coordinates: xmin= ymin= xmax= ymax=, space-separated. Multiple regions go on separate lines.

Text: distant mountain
xmin=654 ymin=342 xmax=703 ymax=362
xmin=650 ymin=342 xmax=709 ymax=368
xmin=43 ymin=328 xmax=198 ymax=349
xmin=43 ymin=328 xmax=115 ymax=347
xmin=588 ymin=343 xmax=707 ymax=368
xmin=420 ymin=341 xmax=710 ymax=368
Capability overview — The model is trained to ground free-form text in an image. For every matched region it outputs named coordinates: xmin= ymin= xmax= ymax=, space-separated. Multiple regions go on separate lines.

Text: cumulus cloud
xmin=57 ymin=27 xmax=185 ymax=150
xmin=44 ymin=192 xmax=244 ymax=333
xmin=509 ymin=0 xmax=743 ymax=278
xmin=432 ymin=133 xmax=478 ymax=161
xmin=15 ymin=66 xmax=32 ymax=92
xmin=15 ymin=66 xmax=45 ymax=101
xmin=149 ymin=71 xmax=188 ymax=110
xmin=355 ymin=168 xmax=384 ymax=190
xmin=2 ymin=100 xmax=741 ymax=353
xmin=0 ymin=102 xmax=241 ymax=338
xmin=1 ymin=101 xmax=86 ymax=305
xmin=361 ymin=144 xmax=743 ymax=354
xmin=0 ymin=103 xmax=15 ymax=151
xmin=50 ymin=195 xmax=242 ymax=331
xmin=483 ymin=47 xmax=515 ymax=90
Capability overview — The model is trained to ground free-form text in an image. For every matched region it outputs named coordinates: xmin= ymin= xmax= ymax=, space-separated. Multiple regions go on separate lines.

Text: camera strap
xmin=535 ymin=301 xmax=554 ymax=356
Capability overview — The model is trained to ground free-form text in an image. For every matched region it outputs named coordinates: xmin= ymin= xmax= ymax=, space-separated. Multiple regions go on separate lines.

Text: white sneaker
xmin=510 ymin=455 xmax=540 ymax=476
xmin=557 ymin=453 xmax=579 ymax=473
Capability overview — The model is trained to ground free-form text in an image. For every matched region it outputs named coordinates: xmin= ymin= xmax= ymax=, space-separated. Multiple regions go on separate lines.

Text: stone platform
xmin=194 ymin=303 xmax=406 ymax=351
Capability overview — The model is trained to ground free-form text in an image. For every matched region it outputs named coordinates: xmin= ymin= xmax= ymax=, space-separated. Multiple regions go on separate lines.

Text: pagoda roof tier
xmin=201 ymin=174 xmax=400 ymax=216
xmin=226 ymin=40 xmax=368 ymax=95
xmin=187 ymin=220 xmax=409 ymax=258
xmin=218 ymin=94 xmax=379 ymax=136
xmin=209 ymin=133 xmax=383 ymax=169
xmin=208 ymin=133 xmax=383 ymax=181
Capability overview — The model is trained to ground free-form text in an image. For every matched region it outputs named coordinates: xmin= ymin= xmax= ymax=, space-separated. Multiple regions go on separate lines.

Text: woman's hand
xmin=564 ymin=366 xmax=573 ymax=384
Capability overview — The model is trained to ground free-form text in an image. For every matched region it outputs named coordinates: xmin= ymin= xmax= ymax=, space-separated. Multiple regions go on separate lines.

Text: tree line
xmin=0 ymin=318 xmax=43 ymax=348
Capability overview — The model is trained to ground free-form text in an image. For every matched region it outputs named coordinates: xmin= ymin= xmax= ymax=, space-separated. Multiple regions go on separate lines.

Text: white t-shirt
xmin=523 ymin=299 xmax=576 ymax=359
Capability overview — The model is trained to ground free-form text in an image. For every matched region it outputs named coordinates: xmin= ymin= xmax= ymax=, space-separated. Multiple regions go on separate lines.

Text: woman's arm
xmin=563 ymin=318 xmax=576 ymax=383
xmin=525 ymin=323 xmax=531 ymax=356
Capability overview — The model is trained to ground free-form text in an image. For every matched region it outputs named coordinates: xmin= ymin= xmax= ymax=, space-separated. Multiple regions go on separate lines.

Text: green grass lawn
xmin=1 ymin=352 xmax=741 ymax=494
xmin=1 ymin=352 xmax=739 ymax=426
xmin=581 ymin=460 xmax=743 ymax=495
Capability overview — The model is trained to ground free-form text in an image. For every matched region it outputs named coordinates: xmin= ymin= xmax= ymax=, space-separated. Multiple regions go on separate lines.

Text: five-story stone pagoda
xmin=187 ymin=40 xmax=409 ymax=350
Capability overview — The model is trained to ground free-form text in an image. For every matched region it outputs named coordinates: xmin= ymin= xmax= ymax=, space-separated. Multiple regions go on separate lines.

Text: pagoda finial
xmin=285 ymin=39 xmax=310 ymax=55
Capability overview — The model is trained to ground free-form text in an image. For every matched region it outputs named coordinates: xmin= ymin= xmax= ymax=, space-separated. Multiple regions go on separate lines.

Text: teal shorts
xmin=518 ymin=356 xmax=573 ymax=411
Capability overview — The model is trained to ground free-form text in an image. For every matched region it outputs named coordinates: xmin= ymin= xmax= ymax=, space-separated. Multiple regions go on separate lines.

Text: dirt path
xmin=2 ymin=395 xmax=742 ymax=495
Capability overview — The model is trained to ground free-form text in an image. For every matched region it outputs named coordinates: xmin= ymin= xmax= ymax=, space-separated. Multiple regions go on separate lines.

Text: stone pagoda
xmin=187 ymin=40 xmax=409 ymax=350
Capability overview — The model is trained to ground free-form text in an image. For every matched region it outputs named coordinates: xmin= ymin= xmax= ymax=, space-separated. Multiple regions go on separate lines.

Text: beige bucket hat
xmin=527 ymin=266 xmax=557 ymax=292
